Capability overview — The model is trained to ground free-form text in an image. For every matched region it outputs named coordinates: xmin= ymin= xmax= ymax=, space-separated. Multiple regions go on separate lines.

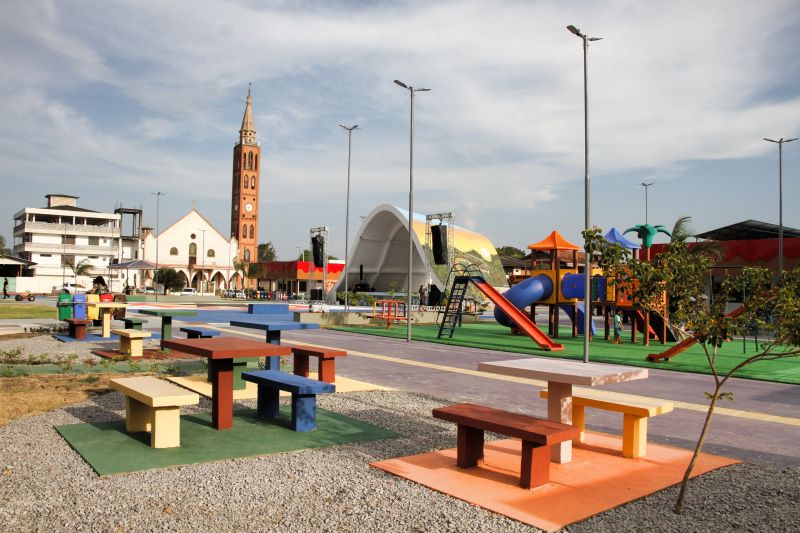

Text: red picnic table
xmin=160 ymin=338 xmax=291 ymax=430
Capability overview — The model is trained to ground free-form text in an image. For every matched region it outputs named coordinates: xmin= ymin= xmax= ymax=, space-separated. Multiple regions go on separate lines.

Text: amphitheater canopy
xmin=334 ymin=204 xmax=507 ymax=293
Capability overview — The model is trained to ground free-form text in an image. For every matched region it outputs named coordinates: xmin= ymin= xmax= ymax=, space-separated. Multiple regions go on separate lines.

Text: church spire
xmin=239 ymin=83 xmax=256 ymax=145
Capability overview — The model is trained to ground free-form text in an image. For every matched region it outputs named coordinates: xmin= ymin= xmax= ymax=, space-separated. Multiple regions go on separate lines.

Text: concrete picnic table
xmin=160 ymin=338 xmax=292 ymax=430
xmin=137 ymin=309 xmax=198 ymax=352
xmin=478 ymin=358 xmax=648 ymax=464
xmin=87 ymin=302 xmax=128 ymax=338
xmin=229 ymin=318 xmax=319 ymax=370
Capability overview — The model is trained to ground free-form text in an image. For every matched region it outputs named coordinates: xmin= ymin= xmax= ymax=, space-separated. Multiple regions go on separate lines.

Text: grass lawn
xmin=0 ymin=300 xmax=56 ymax=319
xmin=331 ymin=322 xmax=800 ymax=385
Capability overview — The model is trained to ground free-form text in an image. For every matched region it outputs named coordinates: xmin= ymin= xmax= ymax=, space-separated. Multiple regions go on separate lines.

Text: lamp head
xmin=567 ymin=25 xmax=582 ymax=36
xmin=394 ymin=79 xmax=409 ymax=89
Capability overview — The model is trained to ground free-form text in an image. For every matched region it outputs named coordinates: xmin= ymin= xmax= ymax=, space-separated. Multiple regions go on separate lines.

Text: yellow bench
xmin=540 ymin=388 xmax=673 ymax=458
xmin=111 ymin=328 xmax=151 ymax=358
xmin=110 ymin=377 xmax=199 ymax=448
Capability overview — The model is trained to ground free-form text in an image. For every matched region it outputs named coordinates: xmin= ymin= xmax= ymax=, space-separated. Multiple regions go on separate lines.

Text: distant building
xmin=141 ymin=209 xmax=238 ymax=293
xmin=12 ymin=194 xmax=122 ymax=292
xmin=261 ymin=260 xmax=344 ymax=299
xmin=230 ymin=87 xmax=261 ymax=267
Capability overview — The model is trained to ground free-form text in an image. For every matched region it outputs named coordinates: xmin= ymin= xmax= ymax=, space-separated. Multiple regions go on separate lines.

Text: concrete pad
xmin=371 ymin=432 xmax=738 ymax=532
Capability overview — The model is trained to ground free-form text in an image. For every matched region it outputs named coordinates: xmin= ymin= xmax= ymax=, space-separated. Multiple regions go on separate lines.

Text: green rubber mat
xmin=331 ymin=323 xmax=800 ymax=385
xmin=56 ymin=407 xmax=397 ymax=476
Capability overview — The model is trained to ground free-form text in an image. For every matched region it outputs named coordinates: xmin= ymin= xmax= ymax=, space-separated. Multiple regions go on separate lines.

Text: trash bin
xmin=87 ymin=294 xmax=100 ymax=324
xmin=57 ymin=293 xmax=73 ymax=321
xmin=112 ymin=294 xmax=127 ymax=320
xmin=72 ymin=293 xmax=87 ymax=320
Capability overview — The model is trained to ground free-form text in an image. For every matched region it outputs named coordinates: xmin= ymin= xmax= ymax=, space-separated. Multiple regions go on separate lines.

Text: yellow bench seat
xmin=110 ymin=377 xmax=199 ymax=448
xmin=111 ymin=328 xmax=151 ymax=358
xmin=540 ymin=388 xmax=673 ymax=458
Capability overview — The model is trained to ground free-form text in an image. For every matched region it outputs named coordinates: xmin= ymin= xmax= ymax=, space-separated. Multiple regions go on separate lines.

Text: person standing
xmin=2 ymin=278 xmax=8 ymax=299
xmin=613 ymin=309 xmax=624 ymax=344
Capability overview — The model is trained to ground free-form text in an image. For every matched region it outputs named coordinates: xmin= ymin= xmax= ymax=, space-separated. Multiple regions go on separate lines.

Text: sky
xmin=1 ymin=0 xmax=799 ymax=259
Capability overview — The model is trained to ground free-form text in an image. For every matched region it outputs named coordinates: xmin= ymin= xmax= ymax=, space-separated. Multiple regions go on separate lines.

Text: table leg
xmin=547 ymin=381 xmax=573 ymax=463
xmin=101 ymin=311 xmax=111 ymax=338
xmin=210 ymin=358 xmax=234 ymax=430
xmin=161 ymin=316 xmax=173 ymax=353
xmin=264 ymin=331 xmax=281 ymax=369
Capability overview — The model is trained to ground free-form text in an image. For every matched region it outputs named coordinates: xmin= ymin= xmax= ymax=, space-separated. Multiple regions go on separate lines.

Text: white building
xmin=141 ymin=209 xmax=239 ymax=293
xmin=12 ymin=194 xmax=123 ymax=293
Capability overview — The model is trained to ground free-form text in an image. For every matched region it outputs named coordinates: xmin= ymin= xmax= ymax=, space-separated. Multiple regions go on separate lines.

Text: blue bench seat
xmin=241 ymin=370 xmax=335 ymax=432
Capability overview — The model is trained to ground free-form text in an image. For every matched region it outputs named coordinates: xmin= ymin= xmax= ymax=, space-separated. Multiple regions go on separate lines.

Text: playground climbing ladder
xmin=437 ymin=263 xmax=479 ymax=339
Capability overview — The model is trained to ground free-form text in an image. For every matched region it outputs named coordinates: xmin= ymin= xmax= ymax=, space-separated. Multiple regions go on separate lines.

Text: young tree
xmin=154 ymin=268 xmax=184 ymax=294
xmin=258 ymin=242 xmax=277 ymax=261
xmin=67 ymin=259 xmax=93 ymax=288
xmin=586 ymin=218 xmax=800 ymax=514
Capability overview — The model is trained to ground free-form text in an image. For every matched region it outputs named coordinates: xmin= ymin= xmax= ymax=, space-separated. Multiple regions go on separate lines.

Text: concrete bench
xmin=65 ymin=318 xmax=92 ymax=340
xmin=110 ymin=376 xmax=199 ymax=448
xmin=179 ymin=326 xmax=220 ymax=339
xmin=540 ymin=389 xmax=673 ymax=458
xmin=241 ymin=370 xmax=335 ymax=432
xmin=123 ymin=317 xmax=148 ymax=330
xmin=111 ymin=328 xmax=152 ymax=358
xmin=432 ymin=402 xmax=579 ymax=489
xmin=290 ymin=344 xmax=347 ymax=383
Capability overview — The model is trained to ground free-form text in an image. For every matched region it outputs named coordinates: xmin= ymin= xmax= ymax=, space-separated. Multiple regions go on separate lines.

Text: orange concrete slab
xmin=371 ymin=432 xmax=738 ymax=532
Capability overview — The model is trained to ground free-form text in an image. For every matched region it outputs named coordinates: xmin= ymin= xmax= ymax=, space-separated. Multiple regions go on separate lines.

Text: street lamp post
xmin=339 ymin=124 xmax=359 ymax=314
xmin=152 ymin=192 xmax=164 ymax=301
xmin=641 ymin=181 xmax=654 ymax=225
xmin=567 ymin=24 xmax=602 ymax=364
xmin=764 ymin=137 xmax=797 ymax=278
xmin=395 ymin=79 xmax=430 ymax=343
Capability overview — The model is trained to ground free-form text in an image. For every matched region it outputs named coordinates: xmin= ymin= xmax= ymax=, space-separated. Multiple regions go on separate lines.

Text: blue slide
xmin=494 ymin=275 xmax=553 ymax=327
xmin=560 ymin=273 xmax=597 ymax=335
xmin=495 ymin=273 xmax=597 ymax=335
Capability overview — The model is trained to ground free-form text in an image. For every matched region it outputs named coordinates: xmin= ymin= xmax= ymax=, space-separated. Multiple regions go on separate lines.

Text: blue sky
xmin=1 ymin=0 xmax=799 ymax=259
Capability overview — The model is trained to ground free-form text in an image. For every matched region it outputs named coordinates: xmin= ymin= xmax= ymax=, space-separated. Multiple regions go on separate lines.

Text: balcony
xmin=14 ymin=242 xmax=118 ymax=256
xmin=13 ymin=221 xmax=118 ymax=238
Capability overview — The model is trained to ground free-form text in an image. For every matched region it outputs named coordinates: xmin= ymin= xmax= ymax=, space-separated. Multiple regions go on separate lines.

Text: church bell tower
xmin=230 ymin=85 xmax=261 ymax=264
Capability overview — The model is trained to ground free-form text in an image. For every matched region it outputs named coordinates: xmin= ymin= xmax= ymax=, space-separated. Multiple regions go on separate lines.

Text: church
xmin=141 ymin=88 xmax=262 ymax=292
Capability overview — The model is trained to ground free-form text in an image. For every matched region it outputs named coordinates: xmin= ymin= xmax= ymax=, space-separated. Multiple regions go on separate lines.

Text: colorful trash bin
xmin=57 ymin=293 xmax=73 ymax=321
xmin=72 ymin=293 xmax=87 ymax=320
xmin=87 ymin=294 xmax=100 ymax=322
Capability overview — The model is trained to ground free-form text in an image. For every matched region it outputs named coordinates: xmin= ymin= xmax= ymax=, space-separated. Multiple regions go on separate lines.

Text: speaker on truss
xmin=431 ymin=224 xmax=448 ymax=265
xmin=312 ymin=235 xmax=325 ymax=268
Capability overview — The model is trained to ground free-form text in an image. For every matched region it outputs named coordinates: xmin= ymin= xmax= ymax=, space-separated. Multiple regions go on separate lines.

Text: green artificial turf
xmin=0 ymin=301 xmax=56 ymax=319
xmin=56 ymin=407 xmax=397 ymax=476
xmin=331 ymin=322 xmax=800 ymax=385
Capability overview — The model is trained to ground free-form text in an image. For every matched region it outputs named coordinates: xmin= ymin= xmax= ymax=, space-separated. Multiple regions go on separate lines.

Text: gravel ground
xmin=0 ymin=388 xmax=798 ymax=533
xmin=1 ymin=334 xmax=799 ymax=531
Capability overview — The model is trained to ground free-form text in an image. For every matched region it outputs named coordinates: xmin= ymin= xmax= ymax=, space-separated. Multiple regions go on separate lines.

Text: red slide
xmin=469 ymin=277 xmax=564 ymax=352
xmin=647 ymin=306 xmax=745 ymax=362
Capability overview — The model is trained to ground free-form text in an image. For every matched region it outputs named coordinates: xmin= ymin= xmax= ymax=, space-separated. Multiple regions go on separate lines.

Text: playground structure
xmin=439 ymin=229 xmax=678 ymax=351
xmin=368 ymin=299 xmax=408 ymax=330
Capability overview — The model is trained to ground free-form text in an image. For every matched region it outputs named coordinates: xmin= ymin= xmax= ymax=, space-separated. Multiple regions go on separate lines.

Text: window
xmin=189 ymin=243 xmax=197 ymax=257
xmin=207 ymin=249 xmax=215 ymax=258
xmin=88 ymin=256 xmax=99 ymax=259
xmin=40 ymin=254 xmax=52 ymax=257
xmin=61 ymin=255 xmax=75 ymax=266
xmin=244 ymin=249 xmax=250 ymax=261
xmin=170 ymin=247 xmax=178 ymax=255
xmin=62 ymin=235 xmax=75 ymax=245
xmin=242 ymin=224 xmax=247 ymax=240
xmin=249 ymin=224 xmax=255 ymax=239
xmin=251 ymin=177 xmax=256 ymax=189
xmin=248 ymin=152 xmax=253 ymax=169
xmin=255 ymin=154 xmax=258 ymax=170
xmin=88 ymin=237 xmax=99 ymax=246
xmin=244 ymin=176 xmax=249 ymax=189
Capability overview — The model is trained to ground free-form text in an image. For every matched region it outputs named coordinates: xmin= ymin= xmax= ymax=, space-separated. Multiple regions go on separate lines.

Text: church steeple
xmin=239 ymin=83 xmax=256 ymax=146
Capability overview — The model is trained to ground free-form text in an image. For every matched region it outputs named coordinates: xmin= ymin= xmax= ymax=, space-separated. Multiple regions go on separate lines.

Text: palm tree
xmin=623 ymin=223 xmax=672 ymax=250
xmin=668 ymin=216 xmax=723 ymax=260
xmin=68 ymin=259 xmax=93 ymax=289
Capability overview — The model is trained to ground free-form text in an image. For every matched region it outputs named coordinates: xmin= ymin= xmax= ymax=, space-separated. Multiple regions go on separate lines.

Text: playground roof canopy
xmin=604 ymin=227 xmax=641 ymax=249
xmin=527 ymin=231 xmax=580 ymax=251
xmin=694 ymin=219 xmax=800 ymax=241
